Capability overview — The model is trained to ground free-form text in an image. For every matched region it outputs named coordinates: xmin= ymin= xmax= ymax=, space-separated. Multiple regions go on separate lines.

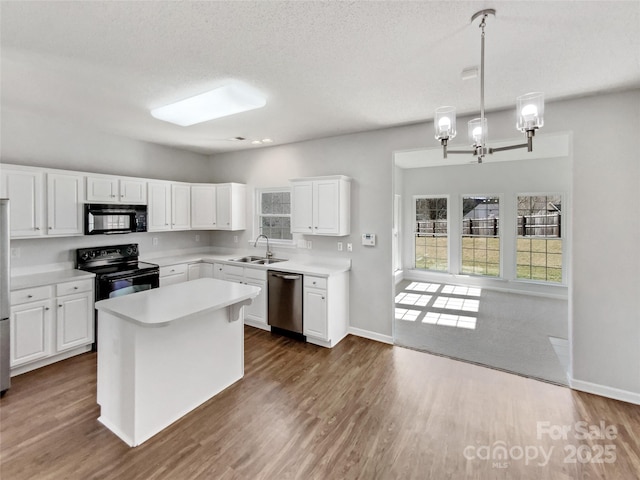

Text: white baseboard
xmin=570 ymin=378 xmax=640 ymax=405
xmin=348 ymin=326 xmax=393 ymax=345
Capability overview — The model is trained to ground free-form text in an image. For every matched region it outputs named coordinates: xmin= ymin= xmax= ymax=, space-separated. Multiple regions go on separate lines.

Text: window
xmin=461 ymin=196 xmax=500 ymax=276
xmin=516 ymin=195 xmax=562 ymax=283
xmin=414 ymin=197 xmax=448 ymax=272
xmin=256 ymin=188 xmax=292 ymax=241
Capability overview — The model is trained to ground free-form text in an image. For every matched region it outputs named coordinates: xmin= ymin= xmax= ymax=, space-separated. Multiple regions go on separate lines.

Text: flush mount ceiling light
xmin=150 ymin=82 xmax=267 ymax=127
xmin=434 ymin=9 xmax=544 ymax=163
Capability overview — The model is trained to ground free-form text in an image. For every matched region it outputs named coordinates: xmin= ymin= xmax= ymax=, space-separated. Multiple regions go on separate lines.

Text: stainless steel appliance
xmin=76 ymin=243 xmax=159 ymax=349
xmin=1 ymin=199 xmax=11 ymax=396
xmin=84 ymin=203 xmax=147 ymax=235
xmin=267 ymin=270 xmax=303 ymax=336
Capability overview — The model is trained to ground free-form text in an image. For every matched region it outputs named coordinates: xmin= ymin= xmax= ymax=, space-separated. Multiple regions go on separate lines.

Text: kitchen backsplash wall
xmin=9 ymin=231 xmax=213 ymax=274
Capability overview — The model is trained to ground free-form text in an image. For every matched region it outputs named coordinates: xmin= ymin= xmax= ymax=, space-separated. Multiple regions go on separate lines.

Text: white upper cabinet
xmin=86 ymin=175 xmax=147 ymax=204
xmin=86 ymin=176 xmax=118 ymax=202
xmin=47 ymin=172 xmax=84 ymax=236
xmin=171 ymin=183 xmax=191 ymax=230
xmin=290 ymin=175 xmax=351 ymax=236
xmin=216 ymin=183 xmax=245 ymax=231
xmin=147 ymin=181 xmax=172 ymax=231
xmin=190 ymin=183 xmax=245 ymax=231
xmin=148 ymin=181 xmax=190 ymax=231
xmin=120 ymin=178 xmax=147 ymax=204
xmin=190 ymin=184 xmax=217 ymax=229
xmin=0 ymin=167 xmax=44 ymax=237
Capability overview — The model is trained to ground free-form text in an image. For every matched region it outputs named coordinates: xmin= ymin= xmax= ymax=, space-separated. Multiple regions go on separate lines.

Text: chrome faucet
xmin=254 ymin=234 xmax=273 ymax=258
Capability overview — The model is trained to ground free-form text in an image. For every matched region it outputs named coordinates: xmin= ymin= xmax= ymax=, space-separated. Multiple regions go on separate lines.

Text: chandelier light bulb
xmin=517 ymin=92 xmax=545 ymax=132
xmin=438 ymin=116 xmax=452 ymax=133
xmin=434 ymin=106 xmax=457 ymax=140
xmin=472 ymin=126 xmax=483 ymax=142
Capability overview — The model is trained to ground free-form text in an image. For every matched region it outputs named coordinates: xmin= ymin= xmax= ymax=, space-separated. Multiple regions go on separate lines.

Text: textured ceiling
xmin=1 ymin=1 xmax=639 ymax=155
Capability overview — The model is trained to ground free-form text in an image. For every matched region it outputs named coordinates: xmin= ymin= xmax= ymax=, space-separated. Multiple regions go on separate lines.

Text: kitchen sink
xmin=228 ymin=256 xmax=265 ymax=263
xmin=228 ymin=256 xmax=287 ymax=265
xmin=251 ymin=258 xmax=286 ymax=265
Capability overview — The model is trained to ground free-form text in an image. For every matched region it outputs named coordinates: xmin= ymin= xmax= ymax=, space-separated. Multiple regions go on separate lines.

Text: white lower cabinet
xmin=161 ymin=262 xmax=214 ymax=285
xmin=187 ymin=262 xmax=214 ymax=280
xmin=56 ymin=291 xmax=93 ymax=352
xmin=219 ymin=264 xmax=268 ymax=330
xmin=159 ymin=264 xmax=188 ymax=286
xmin=303 ymin=284 xmax=328 ymax=340
xmin=10 ymin=299 xmax=53 ymax=366
xmin=303 ymin=272 xmax=349 ymax=348
xmin=10 ymin=279 xmax=94 ymax=374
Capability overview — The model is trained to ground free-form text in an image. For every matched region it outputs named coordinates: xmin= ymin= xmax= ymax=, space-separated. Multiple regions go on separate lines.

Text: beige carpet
xmin=394 ymin=280 xmax=569 ymax=385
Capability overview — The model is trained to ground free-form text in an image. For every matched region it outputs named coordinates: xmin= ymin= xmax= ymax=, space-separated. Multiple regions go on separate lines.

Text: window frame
xmin=459 ymin=193 xmax=503 ymax=278
xmin=412 ymin=195 xmax=450 ymax=273
xmin=254 ymin=187 xmax=294 ymax=246
xmin=514 ymin=192 xmax=565 ymax=285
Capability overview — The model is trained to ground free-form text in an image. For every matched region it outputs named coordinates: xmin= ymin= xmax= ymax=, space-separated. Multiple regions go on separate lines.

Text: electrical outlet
xmin=337 ymin=242 xmax=343 ymax=251
xmin=10 ymin=247 xmax=20 ymax=258
xmin=307 ymin=240 xmax=312 ymax=249
xmin=195 ymin=234 xmax=200 ymax=242
xmin=152 ymin=237 xmax=158 ymax=246
xmin=347 ymin=243 xmax=353 ymax=252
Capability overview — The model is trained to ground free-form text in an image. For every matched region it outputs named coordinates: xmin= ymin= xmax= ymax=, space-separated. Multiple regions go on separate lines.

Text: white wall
xmin=1 ymin=106 xmax=210 ymax=182
xmin=564 ymin=91 xmax=640 ymax=399
xmin=1 ymin=107 xmax=213 ymax=270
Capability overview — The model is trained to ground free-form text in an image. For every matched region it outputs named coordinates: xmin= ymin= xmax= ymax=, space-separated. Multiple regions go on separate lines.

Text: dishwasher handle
xmin=270 ymin=273 xmax=301 ymax=281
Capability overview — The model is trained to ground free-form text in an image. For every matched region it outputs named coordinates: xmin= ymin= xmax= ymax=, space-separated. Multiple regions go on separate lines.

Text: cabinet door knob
xmin=58 ymin=304 xmax=63 ymax=308
xmin=27 ymin=294 xmax=33 ymax=298
xmin=308 ymin=226 xmax=312 ymax=229
xmin=49 ymin=227 xmax=52 ymax=230
xmin=35 ymin=227 xmax=40 ymax=231
xmin=315 ymin=226 xmax=318 ymax=229
xmin=322 ymin=297 xmax=325 ymax=300
xmin=74 ymin=286 xmax=78 ymax=290
xmin=45 ymin=307 xmax=50 ymax=311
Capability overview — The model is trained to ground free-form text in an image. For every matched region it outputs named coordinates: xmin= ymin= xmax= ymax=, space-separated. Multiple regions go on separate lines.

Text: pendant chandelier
xmin=434 ymin=9 xmax=544 ymax=163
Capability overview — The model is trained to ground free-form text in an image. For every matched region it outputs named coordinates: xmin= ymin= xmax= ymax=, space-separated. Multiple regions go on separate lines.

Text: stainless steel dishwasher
xmin=267 ymin=271 xmax=303 ymax=335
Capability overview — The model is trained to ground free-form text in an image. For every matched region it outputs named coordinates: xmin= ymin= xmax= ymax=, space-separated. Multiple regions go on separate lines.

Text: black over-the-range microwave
xmin=84 ymin=203 xmax=148 ymax=235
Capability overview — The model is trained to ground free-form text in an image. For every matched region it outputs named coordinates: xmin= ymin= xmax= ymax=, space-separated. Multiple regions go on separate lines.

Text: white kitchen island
xmin=94 ymin=278 xmax=260 ymax=447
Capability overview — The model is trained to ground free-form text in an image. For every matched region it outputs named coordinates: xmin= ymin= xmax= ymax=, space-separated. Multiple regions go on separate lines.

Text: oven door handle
xmin=104 ymin=231 xmax=131 ymax=235
xmin=106 ymin=271 xmax=158 ymax=283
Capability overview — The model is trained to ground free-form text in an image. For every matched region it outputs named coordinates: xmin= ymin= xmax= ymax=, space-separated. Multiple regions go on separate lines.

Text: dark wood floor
xmin=1 ymin=327 xmax=639 ymax=479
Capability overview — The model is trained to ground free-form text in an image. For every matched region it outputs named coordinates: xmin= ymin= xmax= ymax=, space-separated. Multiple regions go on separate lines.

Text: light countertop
xmin=11 ymin=269 xmax=95 ymax=291
xmin=145 ymin=253 xmax=351 ymax=277
xmin=95 ymin=278 xmax=260 ymax=326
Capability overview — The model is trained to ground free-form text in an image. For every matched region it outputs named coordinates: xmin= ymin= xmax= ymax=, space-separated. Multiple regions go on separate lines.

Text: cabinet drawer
xmin=244 ymin=267 xmax=267 ymax=281
xmin=160 ymin=264 xmax=188 ymax=277
xmin=304 ymin=276 xmax=327 ymax=289
xmin=11 ymin=286 xmax=52 ymax=305
xmin=223 ymin=264 xmax=244 ymax=277
xmin=56 ymin=279 xmax=93 ymax=296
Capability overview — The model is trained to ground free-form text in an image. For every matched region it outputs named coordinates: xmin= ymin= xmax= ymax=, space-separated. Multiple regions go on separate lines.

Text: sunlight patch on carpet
xmin=395 ymin=292 xmax=433 ymax=307
xmin=405 ymin=282 xmax=441 ymax=293
xmin=441 ymin=285 xmax=482 ymax=297
xmin=432 ymin=296 xmax=480 ymax=312
xmin=422 ymin=312 xmax=477 ymax=329
xmin=395 ymin=308 xmax=422 ymax=321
